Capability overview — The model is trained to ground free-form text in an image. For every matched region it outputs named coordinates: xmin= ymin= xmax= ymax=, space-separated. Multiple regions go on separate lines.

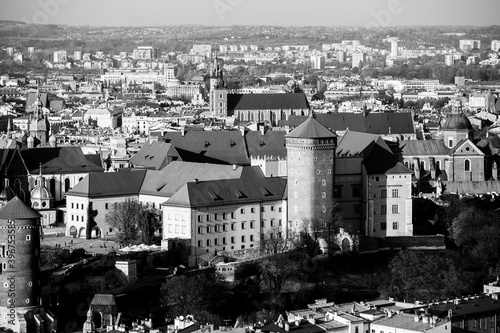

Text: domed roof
xmin=442 ymin=113 xmax=473 ymax=131
xmin=0 ymin=186 xmax=15 ymax=201
xmin=30 ymin=186 xmax=52 ymax=201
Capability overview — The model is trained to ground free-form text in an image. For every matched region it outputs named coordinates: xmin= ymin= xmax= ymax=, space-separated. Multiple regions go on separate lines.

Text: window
xmin=241 ymin=222 xmax=246 ymax=230
xmin=223 ymin=213 xmax=227 ymax=220
xmin=279 ymin=207 xmax=282 ymax=213
xmin=392 ymin=222 xmax=399 ymax=230
xmin=223 ymin=237 xmax=227 ymax=245
xmin=198 ymin=227 xmax=202 ymax=234
xmin=465 ymin=159 xmax=471 ymax=172
xmin=250 ymin=235 xmax=254 ymax=242
xmin=231 ymin=223 xmax=236 ymax=231
xmin=214 ymin=214 xmax=219 ymax=221
xmin=261 ymin=220 xmax=265 ymax=227
xmin=279 ymin=219 xmax=282 ymax=226
xmin=381 ymin=222 xmax=387 ymax=230
xmin=380 ymin=205 xmax=387 ymax=214
xmin=322 ymin=192 xmax=326 ymax=198
xmin=231 ymin=212 xmax=235 ymax=219
xmin=231 ymin=236 xmax=235 ymax=244
xmin=197 ymin=215 xmax=202 ymax=222
xmin=334 ymin=186 xmax=342 ymax=198
xmin=26 ymin=235 xmax=31 ymax=241
xmin=0 ymin=245 xmax=5 ymax=257
xmin=241 ymin=236 xmax=245 ymax=243
xmin=270 ymin=219 xmax=275 ymax=227
xmin=392 ymin=205 xmax=399 ymax=214
xmin=206 ymin=239 xmax=211 ymax=247
xmin=352 ymin=186 xmax=361 ymax=198
xmin=215 ymin=238 xmax=219 ymax=246
xmin=105 ymin=203 xmax=109 ymax=209
xmin=392 ymin=189 xmax=399 ymax=198
xmin=260 ymin=207 xmax=265 ymax=212
xmin=206 ymin=214 xmax=211 ymax=222
xmin=240 ymin=208 xmax=245 ymax=214
xmin=251 ymin=208 xmax=255 ymax=213
xmin=198 ymin=240 xmax=202 ymax=248
xmin=448 ymin=138 xmax=454 ymax=148
xmin=250 ymin=221 xmax=255 ymax=229
xmin=375 ymin=176 xmax=380 ymax=182
xmin=322 ymin=180 xmax=326 ymax=186
xmin=71 ymin=203 xmax=74 ymax=209
xmin=271 ymin=206 xmax=275 ymax=211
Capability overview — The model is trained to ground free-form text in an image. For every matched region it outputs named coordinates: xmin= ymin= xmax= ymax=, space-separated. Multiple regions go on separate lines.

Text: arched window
xmin=465 ymin=159 xmax=471 ymax=172
xmin=64 ymin=178 xmax=71 ymax=192
xmin=420 ymin=161 xmax=425 ymax=171
xmin=436 ymin=160 xmax=441 ymax=171
xmin=49 ymin=178 xmax=56 ymax=198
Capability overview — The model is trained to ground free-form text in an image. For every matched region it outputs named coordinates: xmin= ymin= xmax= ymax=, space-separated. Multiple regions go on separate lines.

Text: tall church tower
xmin=209 ymin=55 xmax=228 ymax=117
xmin=29 ymin=89 xmax=49 ymax=147
xmin=0 ymin=197 xmax=54 ymax=332
xmin=286 ymin=113 xmax=337 ymax=233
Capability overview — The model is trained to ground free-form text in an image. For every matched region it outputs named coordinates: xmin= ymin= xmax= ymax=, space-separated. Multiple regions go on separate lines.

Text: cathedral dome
xmin=442 ymin=113 xmax=473 ymax=131
xmin=0 ymin=186 xmax=15 ymax=201
xmin=30 ymin=186 xmax=52 ymax=201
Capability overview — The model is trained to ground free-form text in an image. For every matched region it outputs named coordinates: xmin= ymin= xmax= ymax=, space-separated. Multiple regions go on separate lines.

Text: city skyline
xmin=1 ymin=0 xmax=499 ymax=28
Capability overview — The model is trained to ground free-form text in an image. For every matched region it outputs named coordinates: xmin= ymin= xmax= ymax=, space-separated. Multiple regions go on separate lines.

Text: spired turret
xmin=0 ymin=197 xmax=42 ymax=331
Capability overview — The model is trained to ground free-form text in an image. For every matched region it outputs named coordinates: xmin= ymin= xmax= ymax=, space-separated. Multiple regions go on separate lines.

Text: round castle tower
xmin=286 ymin=113 xmax=337 ymax=233
xmin=0 ymin=196 xmax=42 ymax=332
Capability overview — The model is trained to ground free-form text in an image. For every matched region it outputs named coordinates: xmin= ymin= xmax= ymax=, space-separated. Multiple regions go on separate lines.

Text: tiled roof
xmin=129 ymin=141 xmax=180 ymax=170
xmin=139 ymin=161 xmax=247 ymax=197
xmin=160 ymin=130 xmax=288 ymax=165
xmin=284 ymin=113 xmax=415 ymax=135
xmin=399 ymin=140 xmax=450 ymax=156
xmin=443 ymin=181 xmax=500 ymax=195
xmin=90 ymin=293 xmax=116 ymax=306
xmin=227 ymin=93 xmax=310 ymax=111
xmin=164 ymin=168 xmax=286 ymax=208
xmin=0 ymin=196 xmax=41 ymax=220
xmin=18 ymin=147 xmax=104 ymax=174
xmin=67 ymin=169 xmax=147 ymax=198
xmin=362 ymin=141 xmax=412 ymax=175
xmin=337 ymin=131 xmax=390 ymax=156
xmin=287 ymin=114 xmax=337 ymax=139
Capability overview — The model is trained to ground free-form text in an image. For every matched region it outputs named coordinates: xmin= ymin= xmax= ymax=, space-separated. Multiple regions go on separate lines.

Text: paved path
xmin=40 ymin=226 xmax=120 ymax=255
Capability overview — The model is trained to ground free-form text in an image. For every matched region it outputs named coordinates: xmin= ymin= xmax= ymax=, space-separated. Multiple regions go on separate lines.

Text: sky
xmin=1 ymin=0 xmax=498 ymax=27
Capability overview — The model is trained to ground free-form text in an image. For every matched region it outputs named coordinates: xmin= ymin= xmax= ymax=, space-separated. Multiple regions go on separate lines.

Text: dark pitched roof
xmin=139 ymin=161 xmax=247 ymax=197
xmin=67 ymin=169 xmax=147 ymax=198
xmin=285 ymin=113 xmax=415 ymax=135
xmin=399 ymin=140 xmax=450 ymax=156
xmin=363 ymin=141 xmax=412 ymax=175
xmin=287 ymin=115 xmax=337 ymax=139
xmin=165 ymin=168 xmax=287 ymax=208
xmin=337 ymin=131 xmax=391 ymax=156
xmin=0 ymin=196 xmax=41 ymax=220
xmin=227 ymin=93 xmax=310 ymax=111
xmin=129 ymin=141 xmax=180 ymax=170
xmin=160 ymin=130 xmax=288 ymax=165
xmin=18 ymin=147 xmax=105 ymax=174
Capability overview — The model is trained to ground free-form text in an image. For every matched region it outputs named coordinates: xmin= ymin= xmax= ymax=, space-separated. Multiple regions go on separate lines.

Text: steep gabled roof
xmin=67 ymin=169 xmax=147 ymax=198
xmin=160 ymin=131 xmax=249 ymax=165
xmin=18 ymin=147 xmax=104 ymax=174
xmin=399 ymin=140 xmax=450 ymax=156
xmin=286 ymin=114 xmax=337 ymax=139
xmin=285 ymin=113 xmax=415 ymax=135
xmin=129 ymin=141 xmax=180 ymax=170
xmin=337 ymin=130 xmax=390 ymax=156
xmin=165 ymin=171 xmax=287 ymax=208
xmin=139 ymin=161 xmax=248 ymax=197
xmin=363 ymin=141 xmax=412 ymax=175
xmin=227 ymin=93 xmax=310 ymax=111
xmin=0 ymin=196 xmax=41 ymax=220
